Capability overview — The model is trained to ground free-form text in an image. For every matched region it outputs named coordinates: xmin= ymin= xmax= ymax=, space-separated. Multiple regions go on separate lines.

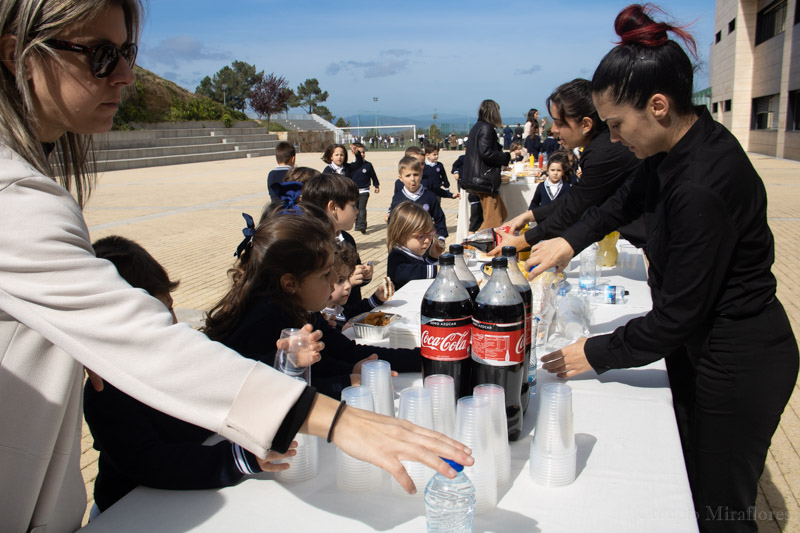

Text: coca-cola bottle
xmin=461 ymin=227 xmax=509 ymax=253
xmin=470 ymin=256 xmax=525 ymax=441
xmin=449 ymin=244 xmax=479 ymax=302
xmin=420 ymin=253 xmax=473 ymax=398
xmin=502 ymin=246 xmax=532 ymax=415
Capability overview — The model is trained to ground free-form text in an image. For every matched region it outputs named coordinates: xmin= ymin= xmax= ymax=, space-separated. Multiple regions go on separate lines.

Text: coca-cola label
xmin=471 ymin=319 xmax=525 ymax=364
xmin=524 ymin=304 xmax=532 ymax=348
xmin=421 ymin=316 xmax=471 ymax=361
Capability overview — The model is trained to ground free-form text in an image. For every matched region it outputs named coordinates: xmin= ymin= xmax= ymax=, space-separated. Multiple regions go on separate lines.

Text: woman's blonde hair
xmin=477 ymin=99 xmax=502 ymax=128
xmin=387 ymin=201 xmax=434 ymax=251
xmin=0 ymin=0 xmax=143 ymax=208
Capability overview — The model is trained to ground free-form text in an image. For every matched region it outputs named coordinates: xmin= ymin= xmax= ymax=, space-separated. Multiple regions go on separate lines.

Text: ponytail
xmin=593 ymin=4 xmax=697 ymax=115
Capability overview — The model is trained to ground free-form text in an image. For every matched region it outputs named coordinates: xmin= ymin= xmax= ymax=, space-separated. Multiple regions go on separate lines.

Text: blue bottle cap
xmin=441 ymin=458 xmax=464 ymax=472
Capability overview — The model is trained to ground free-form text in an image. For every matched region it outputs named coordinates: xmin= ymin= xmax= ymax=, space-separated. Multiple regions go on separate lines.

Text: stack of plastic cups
xmin=473 ymin=384 xmax=511 ymax=490
xmin=361 ymin=360 xmax=395 ymax=418
xmin=424 ymin=374 xmax=457 ymax=439
xmin=336 ymin=386 xmax=383 ymax=492
xmin=392 ymin=387 xmax=435 ymax=497
xmin=529 ymin=383 xmax=577 ymax=487
xmin=455 ymin=396 xmax=498 ymax=513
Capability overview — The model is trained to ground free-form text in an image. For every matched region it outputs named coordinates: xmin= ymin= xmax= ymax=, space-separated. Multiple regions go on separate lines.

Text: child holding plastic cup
xmin=203 ymin=192 xmax=419 ymax=399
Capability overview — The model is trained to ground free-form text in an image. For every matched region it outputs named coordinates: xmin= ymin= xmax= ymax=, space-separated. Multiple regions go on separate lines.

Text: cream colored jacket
xmin=0 ymin=144 xmax=306 ymax=533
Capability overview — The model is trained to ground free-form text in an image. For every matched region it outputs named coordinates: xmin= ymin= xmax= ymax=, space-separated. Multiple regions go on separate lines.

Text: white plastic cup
xmin=473 ymin=384 xmax=511 ymax=489
xmin=336 ymin=386 xmax=383 ymax=492
xmin=392 ymin=387 xmax=435 ymax=497
xmin=424 ymin=374 xmax=457 ymax=439
xmin=275 ymin=432 xmax=319 ymax=483
xmin=361 ymin=360 xmax=395 ymax=417
xmin=455 ymin=396 xmax=498 ymax=513
xmin=529 ymin=383 xmax=576 ymax=487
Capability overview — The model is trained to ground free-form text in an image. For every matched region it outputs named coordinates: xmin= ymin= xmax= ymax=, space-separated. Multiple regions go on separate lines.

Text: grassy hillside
xmin=113 ymin=66 xmax=247 ymax=129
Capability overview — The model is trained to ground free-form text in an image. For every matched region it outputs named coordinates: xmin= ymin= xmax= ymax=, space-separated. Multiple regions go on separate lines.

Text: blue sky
xmin=137 ymin=0 xmax=718 ymax=122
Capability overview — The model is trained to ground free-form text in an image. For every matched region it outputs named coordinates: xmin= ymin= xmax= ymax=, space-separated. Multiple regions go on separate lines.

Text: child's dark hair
xmin=352 ymin=141 xmax=366 ymax=150
xmin=547 ymin=151 xmax=574 ymax=178
xmin=322 ymin=144 xmax=348 ymax=165
xmin=203 ymin=211 xmax=336 ymax=339
xmin=404 ymin=146 xmax=424 ymax=158
xmin=398 ymin=155 xmax=422 ymax=174
xmin=302 ymin=172 xmax=359 ymax=211
xmin=274 ymin=141 xmax=296 ymax=165
xmin=510 ymin=140 xmax=524 ymax=152
xmin=593 ymin=4 xmax=696 ymax=116
xmin=284 ymin=166 xmax=321 ymax=185
xmin=334 ymin=241 xmax=359 ymax=275
xmin=93 ymin=236 xmax=179 ymax=297
xmin=423 ymin=143 xmax=439 ymax=155
xmin=546 ymin=78 xmax=605 ymax=141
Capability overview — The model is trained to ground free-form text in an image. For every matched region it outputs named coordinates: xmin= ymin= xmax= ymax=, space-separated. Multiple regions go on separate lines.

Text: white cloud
xmin=140 ymin=36 xmax=229 ymax=69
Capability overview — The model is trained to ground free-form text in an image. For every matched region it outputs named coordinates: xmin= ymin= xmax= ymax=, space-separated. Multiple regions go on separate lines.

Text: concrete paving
xmin=78 ymin=149 xmax=800 ymax=531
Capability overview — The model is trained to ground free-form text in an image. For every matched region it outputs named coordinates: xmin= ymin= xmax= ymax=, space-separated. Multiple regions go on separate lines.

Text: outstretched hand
xmin=539 ymin=337 xmax=593 ymax=378
xmin=525 ymin=237 xmax=574 ymax=279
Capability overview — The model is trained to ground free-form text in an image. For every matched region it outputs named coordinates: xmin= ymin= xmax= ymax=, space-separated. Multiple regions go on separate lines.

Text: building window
xmin=756 ymin=0 xmax=787 ymax=45
xmin=752 ymin=94 xmax=780 ymax=130
xmin=789 ymin=91 xmax=800 ymax=130
xmin=715 ymin=31 xmax=722 ymax=43
xmin=725 ymin=99 xmax=732 ymax=112
xmin=729 ymin=18 xmax=736 ymax=33
xmin=712 ymin=102 xmax=719 ymax=113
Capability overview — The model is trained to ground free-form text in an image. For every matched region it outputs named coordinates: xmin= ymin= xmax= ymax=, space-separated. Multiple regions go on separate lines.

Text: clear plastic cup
xmin=274 ymin=328 xmax=312 ymax=383
xmin=275 ymin=432 xmax=319 ymax=483
xmin=361 ymin=360 xmax=395 ymax=417
xmin=473 ymin=384 xmax=511 ymax=489
xmin=392 ymin=387 xmax=435 ymax=497
xmin=455 ymin=396 xmax=497 ymax=513
xmin=336 ymin=387 xmax=383 ymax=492
xmin=529 ymin=383 xmax=576 ymax=487
xmin=424 ymin=374 xmax=457 ymax=439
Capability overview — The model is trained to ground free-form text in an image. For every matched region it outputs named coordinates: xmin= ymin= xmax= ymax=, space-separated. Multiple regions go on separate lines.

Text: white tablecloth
xmin=81 ymin=251 xmax=697 ymax=533
xmin=456 ymin=179 xmax=540 ymax=242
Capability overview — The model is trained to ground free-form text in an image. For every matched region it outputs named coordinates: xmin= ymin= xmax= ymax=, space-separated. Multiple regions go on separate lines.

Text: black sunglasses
xmin=45 ymin=39 xmax=138 ymax=78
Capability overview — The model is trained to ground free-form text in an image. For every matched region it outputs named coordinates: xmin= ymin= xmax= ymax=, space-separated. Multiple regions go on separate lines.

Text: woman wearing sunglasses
xmin=0 ymin=2 xmax=472 ymax=531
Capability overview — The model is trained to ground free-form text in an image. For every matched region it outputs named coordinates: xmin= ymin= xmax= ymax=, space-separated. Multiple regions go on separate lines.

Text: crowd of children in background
xmin=84 ymin=116 xmax=576 ymax=518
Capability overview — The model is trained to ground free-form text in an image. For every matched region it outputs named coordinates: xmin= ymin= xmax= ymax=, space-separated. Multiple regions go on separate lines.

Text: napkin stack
xmin=390 ymin=316 xmax=420 ymax=350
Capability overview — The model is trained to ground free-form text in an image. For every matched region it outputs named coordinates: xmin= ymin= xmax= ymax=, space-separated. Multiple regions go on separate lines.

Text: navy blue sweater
xmin=351 ymin=160 xmax=380 ymax=190
xmin=388 ymin=186 xmax=448 ymax=238
xmin=540 ymin=137 xmax=560 ymax=157
xmin=529 ymin=180 xmax=571 ymax=210
xmin=267 ymin=166 xmax=291 ymax=203
xmin=422 ymin=162 xmax=454 ymax=198
xmin=387 ymin=247 xmax=438 ymax=289
xmin=322 ymin=150 xmax=364 ymax=178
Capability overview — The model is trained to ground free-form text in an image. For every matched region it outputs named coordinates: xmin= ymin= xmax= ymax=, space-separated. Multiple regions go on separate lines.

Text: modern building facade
xmin=710 ymin=0 xmax=800 ymax=160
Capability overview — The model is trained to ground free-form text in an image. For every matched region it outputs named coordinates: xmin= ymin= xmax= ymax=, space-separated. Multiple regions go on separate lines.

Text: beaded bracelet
xmin=326 ymin=400 xmax=347 ymax=443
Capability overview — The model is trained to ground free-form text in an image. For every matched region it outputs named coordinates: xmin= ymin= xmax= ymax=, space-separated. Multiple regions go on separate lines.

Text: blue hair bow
xmin=234 ymin=213 xmax=255 ymax=258
xmin=270 ymin=181 xmax=304 ymax=215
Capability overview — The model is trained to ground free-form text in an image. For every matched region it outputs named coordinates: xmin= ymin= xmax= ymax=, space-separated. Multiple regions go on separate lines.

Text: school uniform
xmin=84 ymin=382 xmax=261 ymax=512
xmin=523 ymin=126 xmax=646 ymax=248
xmin=267 ymin=165 xmax=291 ymax=203
xmin=387 ymin=246 xmax=438 ymax=289
xmin=337 ymin=231 xmax=379 ymax=320
xmin=524 ymin=134 xmax=542 ymax=158
xmin=529 ymin=179 xmax=570 ymax=209
xmin=539 ymin=136 xmax=560 ymax=157
xmin=560 ymin=107 xmax=798 ymax=530
xmin=322 ymin=150 xmax=364 ymax=178
xmin=350 ymin=160 xmax=380 ymax=231
xmin=422 ymin=161 xmax=455 ymax=199
xmin=388 ymin=185 xmax=448 ymax=238
xmin=222 ymin=295 xmax=421 ymax=399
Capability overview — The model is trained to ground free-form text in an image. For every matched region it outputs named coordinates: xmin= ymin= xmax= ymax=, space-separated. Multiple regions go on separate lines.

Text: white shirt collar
xmin=402 ymin=186 xmax=425 ymax=201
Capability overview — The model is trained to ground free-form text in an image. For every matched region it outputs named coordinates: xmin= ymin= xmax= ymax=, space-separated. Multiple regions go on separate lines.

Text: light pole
xmin=222 ymin=83 xmax=227 ymax=108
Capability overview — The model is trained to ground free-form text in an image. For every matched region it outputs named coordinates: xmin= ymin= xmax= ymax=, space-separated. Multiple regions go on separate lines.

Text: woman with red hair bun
xmin=527 ymin=4 xmax=798 ymax=531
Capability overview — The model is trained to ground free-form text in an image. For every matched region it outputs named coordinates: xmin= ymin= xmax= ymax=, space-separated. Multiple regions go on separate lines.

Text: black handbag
xmin=461 ymin=166 xmax=500 ymax=195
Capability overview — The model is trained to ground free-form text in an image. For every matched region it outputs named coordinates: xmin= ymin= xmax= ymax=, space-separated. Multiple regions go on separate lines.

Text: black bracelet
xmin=326 ymin=400 xmax=347 ymax=443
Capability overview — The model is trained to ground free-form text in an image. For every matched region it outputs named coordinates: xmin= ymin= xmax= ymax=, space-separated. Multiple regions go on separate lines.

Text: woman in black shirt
xmin=528 ymin=5 xmax=798 ymax=532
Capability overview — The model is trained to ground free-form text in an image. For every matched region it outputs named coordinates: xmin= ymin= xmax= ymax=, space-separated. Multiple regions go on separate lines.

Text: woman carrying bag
xmin=460 ymin=99 xmax=521 ymax=230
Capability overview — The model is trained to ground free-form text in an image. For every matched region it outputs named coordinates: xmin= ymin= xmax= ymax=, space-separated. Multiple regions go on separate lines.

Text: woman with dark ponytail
xmin=528 ymin=5 xmax=798 ymax=531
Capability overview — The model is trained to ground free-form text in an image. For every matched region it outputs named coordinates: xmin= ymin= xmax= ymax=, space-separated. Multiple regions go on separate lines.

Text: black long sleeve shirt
xmin=560 ymin=108 xmax=778 ymax=372
xmin=524 ymin=127 xmax=646 ymax=248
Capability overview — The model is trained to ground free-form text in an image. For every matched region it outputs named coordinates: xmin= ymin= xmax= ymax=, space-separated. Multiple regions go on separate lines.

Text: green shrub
xmin=222 ymin=113 xmax=233 ymax=128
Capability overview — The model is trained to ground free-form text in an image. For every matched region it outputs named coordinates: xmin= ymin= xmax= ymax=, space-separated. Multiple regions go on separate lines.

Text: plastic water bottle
xmin=578 ymin=243 xmax=599 ymax=290
xmin=588 ymin=284 xmax=629 ymax=304
xmin=424 ymin=459 xmax=476 ymax=533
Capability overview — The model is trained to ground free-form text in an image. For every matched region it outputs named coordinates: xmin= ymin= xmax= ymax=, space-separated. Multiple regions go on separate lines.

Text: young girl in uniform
xmin=321 ymin=143 xmax=363 ymax=177
xmin=529 ymin=151 xmax=572 ymax=209
xmin=386 ymin=201 xmax=443 ymax=290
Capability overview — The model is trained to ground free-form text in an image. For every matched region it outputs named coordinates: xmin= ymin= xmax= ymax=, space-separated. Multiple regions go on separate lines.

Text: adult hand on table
xmin=319 ymin=398 xmax=474 ymax=494
xmin=540 ymin=337 xmax=593 ymax=378
xmin=256 ymin=441 xmax=299 ymax=472
xmin=525 ymin=237 xmax=574 ymax=279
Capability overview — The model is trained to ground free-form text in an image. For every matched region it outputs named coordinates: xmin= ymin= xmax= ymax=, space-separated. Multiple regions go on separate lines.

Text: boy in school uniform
xmin=388 ymin=156 xmax=448 ymax=254
xmin=349 ymin=142 xmax=380 ymax=234
xmin=540 ymin=128 xmax=560 ymax=159
xmin=267 ymin=141 xmax=296 ymax=203
xmin=422 ymin=143 xmax=460 ymax=200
